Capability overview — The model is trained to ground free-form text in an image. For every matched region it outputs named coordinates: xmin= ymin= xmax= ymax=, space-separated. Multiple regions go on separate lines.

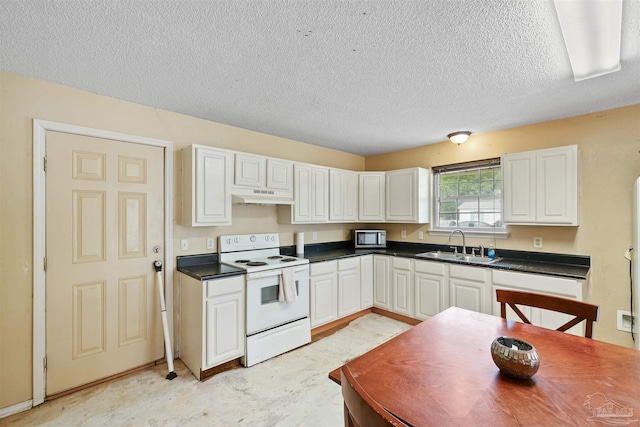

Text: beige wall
xmin=367 ymin=103 xmax=640 ymax=350
xmin=1 ymin=69 xmax=639 ymax=410
xmin=0 ymin=71 xmax=363 ymax=409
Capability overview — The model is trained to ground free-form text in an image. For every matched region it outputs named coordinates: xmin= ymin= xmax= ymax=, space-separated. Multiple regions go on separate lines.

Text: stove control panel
xmin=219 ymin=233 xmax=280 ymax=253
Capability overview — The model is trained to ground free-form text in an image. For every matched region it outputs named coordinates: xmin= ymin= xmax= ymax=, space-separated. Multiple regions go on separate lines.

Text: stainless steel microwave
xmin=354 ymin=229 xmax=387 ymax=248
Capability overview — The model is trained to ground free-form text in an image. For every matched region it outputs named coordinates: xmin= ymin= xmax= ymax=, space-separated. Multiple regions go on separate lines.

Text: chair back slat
xmin=341 ymin=366 xmax=409 ymax=427
xmin=496 ymin=289 xmax=599 ymax=339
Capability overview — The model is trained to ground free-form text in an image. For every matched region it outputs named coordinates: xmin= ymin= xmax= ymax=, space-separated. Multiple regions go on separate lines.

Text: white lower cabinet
xmin=309 ymin=260 xmax=338 ymax=327
xmin=338 ymin=257 xmax=361 ymax=317
xmin=180 ymin=273 xmax=245 ymax=380
xmin=491 ymin=269 xmax=587 ymax=336
xmin=373 ymin=255 xmax=391 ymax=310
xmin=360 ymin=255 xmax=374 ymax=309
xmin=449 ymin=264 xmax=492 ymax=314
xmin=391 ymin=257 xmax=414 ymax=317
xmin=414 ymin=260 xmax=449 ymax=320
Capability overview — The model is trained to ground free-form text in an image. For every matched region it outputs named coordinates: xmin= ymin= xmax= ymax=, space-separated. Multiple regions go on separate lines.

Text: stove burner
xmin=268 ymin=256 xmax=283 ymax=259
xmin=246 ymin=262 xmax=268 ymax=266
xmin=281 ymin=258 xmax=298 ymax=262
xmin=235 ymin=259 xmax=251 ymax=264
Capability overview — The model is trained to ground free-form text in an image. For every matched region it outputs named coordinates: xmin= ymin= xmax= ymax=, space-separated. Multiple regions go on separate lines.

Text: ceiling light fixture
xmin=553 ymin=0 xmax=623 ymax=81
xmin=448 ymin=131 xmax=472 ymax=145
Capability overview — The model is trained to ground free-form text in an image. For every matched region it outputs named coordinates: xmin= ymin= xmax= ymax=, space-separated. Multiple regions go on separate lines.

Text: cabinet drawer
xmin=206 ymin=276 xmax=244 ymax=298
xmin=392 ymin=257 xmax=412 ymax=270
xmin=310 ymin=260 xmax=337 ymax=276
xmin=415 ymin=260 xmax=446 ymax=276
xmin=492 ymin=270 xmax=581 ymax=298
xmin=449 ymin=264 xmax=487 ymax=281
xmin=338 ymin=257 xmax=360 ymax=271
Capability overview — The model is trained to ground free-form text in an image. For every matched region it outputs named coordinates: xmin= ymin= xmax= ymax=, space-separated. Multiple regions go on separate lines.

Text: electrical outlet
xmin=533 ymin=237 xmax=543 ymax=248
xmin=617 ymin=310 xmax=634 ymax=332
xmin=312 ymin=232 xmax=317 ymax=241
xmin=206 ymin=237 xmax=215 ymax=250
xmin=181 ymin=239 xmax=189 ymax=251
xmin=418 ymin=231 xmax=424 ymax=239
xmin=401 ymin=230 xmax=406 ymax=238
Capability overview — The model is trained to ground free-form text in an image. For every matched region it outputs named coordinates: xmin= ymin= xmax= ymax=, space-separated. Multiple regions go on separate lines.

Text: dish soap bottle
xmin=488 ymin=244 xmax=496 ymax=259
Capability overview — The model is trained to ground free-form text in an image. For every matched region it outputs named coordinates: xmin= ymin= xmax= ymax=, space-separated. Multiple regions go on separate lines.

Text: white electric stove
xmin=219 ymin=233 xmax=310 ymax=367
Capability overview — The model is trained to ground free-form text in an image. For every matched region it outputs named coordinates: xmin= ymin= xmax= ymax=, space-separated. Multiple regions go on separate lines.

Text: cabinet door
xmin=294 ymin=164 xmax=312 ymax=222
xmin=536 ymin=145 xmax=578 ymax=224
xmin=266 ymin=158 xmax=293 ymax=191
xmin=415 ymin=272 xmax=445 ymax=320
xmin=503 ymin=145 xmax=578 ymax=225
xmin=502 ymin=151 xmax=536 ymax=223
xmin=449 ymin=278 xmax=485 ymax=313
xmin=294 ymin=164 xmax=328 ymax=223
xmin=338 ymin=267 xmax=361 ymax=317
xmin=234 ymin=153 xmax=266 ymax=188
xmin=386 ymin=169 xmax=417 ymax=222
xmin=373 ymin=255 xmax=391 ymax=309
xmin=391 ymin=267 xmax=413 ymax=317
xmin=359 ymin=173 xmax=385 ymax=221
xmin=183 ymin=145 xmax=232 ymax=226
xmin=309 ymin=271 xmax=338 ymax=327
xmin=330 ymin=169 xmax=358 ymax=222
xmin=360 ymin=255 xmax=374 ymax=309
xmin=311 ymin=167 xmax=329 ymax=222
xmin=329 ymin=169 xmax=346 ymax=221
xmin=343 ymin=171 xmax=359 ymax=222
xmin=205 ymin=289 xmax=245 ymax=368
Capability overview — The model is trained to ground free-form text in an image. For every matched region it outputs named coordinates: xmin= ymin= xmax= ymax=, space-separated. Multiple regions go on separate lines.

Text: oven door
xmin=245 ymin=266 xmax=309 ymax=336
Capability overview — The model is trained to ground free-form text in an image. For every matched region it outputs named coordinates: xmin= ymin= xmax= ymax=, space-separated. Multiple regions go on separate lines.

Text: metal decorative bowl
xmin=491 ymin=337 xmax=540 ymax=379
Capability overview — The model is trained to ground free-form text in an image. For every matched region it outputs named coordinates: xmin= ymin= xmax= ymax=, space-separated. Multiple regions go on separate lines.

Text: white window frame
xmin=429 ymin=158 xmax=509 ymax=239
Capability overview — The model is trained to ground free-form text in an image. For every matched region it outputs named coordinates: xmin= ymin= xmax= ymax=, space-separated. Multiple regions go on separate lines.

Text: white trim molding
xmin=32 ymin=120 xmax=174 ymax=406
xmin=0 ymin=400 xmax=33 ymax=419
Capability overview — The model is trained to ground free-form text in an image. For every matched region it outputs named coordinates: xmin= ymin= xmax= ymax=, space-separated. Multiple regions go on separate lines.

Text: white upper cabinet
xmin=234 ymin=153 xmax=266 ymax=188
xmin=359 ymin=172 xmax=385 ymax=222
xmin=182 ymin=145 xmax=233 ymax=227
xmin=234 ymin=153 xmax=293 ymax=192
xmin=329 ymin=169 xmax=358 ymax=222
xmin=292 ymin=163 xmax=329 ymax=223
xmin=503 ymin=145 xmax=578 ymax=225
xmin=385 ymin=167 xmax=430 ymax=223
xmin=267 ymin=158 xmax=294 ymax=191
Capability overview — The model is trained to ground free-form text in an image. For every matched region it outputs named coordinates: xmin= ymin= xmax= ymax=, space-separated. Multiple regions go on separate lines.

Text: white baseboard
xmin=0 ymin=400 xmax=33 ymax=419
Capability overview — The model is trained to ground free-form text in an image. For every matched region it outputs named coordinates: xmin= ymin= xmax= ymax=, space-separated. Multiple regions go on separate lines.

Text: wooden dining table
xmin=330 ymin=307 xmax=640 ymax=426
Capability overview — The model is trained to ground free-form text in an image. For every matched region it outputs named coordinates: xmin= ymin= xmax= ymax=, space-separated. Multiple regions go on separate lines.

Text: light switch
xmin=181 ymin=239 xmax=189 ymax=251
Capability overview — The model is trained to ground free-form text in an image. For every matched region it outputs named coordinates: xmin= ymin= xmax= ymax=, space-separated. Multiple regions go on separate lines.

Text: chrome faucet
xmin=478 ymin=244 xmax=485 ymax=258
xmin=448 ymin=229 xmax=466 ymax=255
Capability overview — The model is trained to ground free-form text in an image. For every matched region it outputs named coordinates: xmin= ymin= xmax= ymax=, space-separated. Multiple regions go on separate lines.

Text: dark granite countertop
xmin=177 ymin=241 xmax=590 ymax=281
xmin=177 ymin=254 xmax=245 ymax=281
xmin=288 ymin=241 xmax=590 ymax=280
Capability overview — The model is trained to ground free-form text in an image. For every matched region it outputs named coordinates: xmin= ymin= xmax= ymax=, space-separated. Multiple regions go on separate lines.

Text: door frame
xmin=32 ymin=119 xmax=174 ymax=405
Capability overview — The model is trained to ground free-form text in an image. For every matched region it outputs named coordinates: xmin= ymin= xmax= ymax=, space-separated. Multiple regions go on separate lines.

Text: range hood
xmin=231 ymin=188 xmax=294 ymax=205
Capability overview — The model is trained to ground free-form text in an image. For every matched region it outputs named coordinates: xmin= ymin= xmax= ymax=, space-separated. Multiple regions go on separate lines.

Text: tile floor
xmin=1 ymin=314 xmax=411 ymax=427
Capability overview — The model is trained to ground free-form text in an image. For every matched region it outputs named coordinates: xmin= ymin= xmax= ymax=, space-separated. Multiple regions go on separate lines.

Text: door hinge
xmin=43 ymin=356 xmax=47 ymax=372
xmin=44 ymin=256 xmax=47 ymax=271
xmin=43 ymin=156 xmax=47 ymax=172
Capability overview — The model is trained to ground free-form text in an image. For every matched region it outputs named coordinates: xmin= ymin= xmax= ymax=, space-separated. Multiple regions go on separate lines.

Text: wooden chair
xmin=496 ymin=289 xmax=600 ymax=338
xmin=341 ymin=366 xmax=409 ymax=427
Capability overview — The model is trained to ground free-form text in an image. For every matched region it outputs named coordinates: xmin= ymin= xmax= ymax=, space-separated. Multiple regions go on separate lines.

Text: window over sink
xmin=432 ymin=158 xmax=506 ymax=235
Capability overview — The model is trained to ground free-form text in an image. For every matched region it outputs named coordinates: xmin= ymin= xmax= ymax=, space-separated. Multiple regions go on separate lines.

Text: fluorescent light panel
xmin=554 ymin=0 xmax=622 ymax=81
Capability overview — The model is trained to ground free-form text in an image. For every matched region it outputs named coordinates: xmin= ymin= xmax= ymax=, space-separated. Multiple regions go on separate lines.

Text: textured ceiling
xmin=1 ymin=1 xmax=639 ymax=156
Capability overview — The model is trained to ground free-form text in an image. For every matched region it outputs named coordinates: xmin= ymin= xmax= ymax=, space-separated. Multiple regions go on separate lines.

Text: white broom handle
xmin=154 ymin=261 xmax=175 ymax=373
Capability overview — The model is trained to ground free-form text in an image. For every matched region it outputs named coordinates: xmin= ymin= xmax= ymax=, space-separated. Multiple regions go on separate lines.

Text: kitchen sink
xmin=416 ymin=251 xmax=501 ymax=264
